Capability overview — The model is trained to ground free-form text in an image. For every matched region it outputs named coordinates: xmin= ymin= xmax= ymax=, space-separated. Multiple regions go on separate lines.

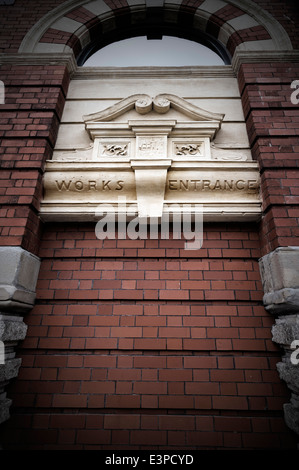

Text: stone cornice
xmin=1 ymin=51 xmax=298 ymax=79
xmin=231 ymin=50 xmax=299 ymax=74
xmin=0 ymin=52 xmax=78 ymax=75
xmin=73 ymin=65 xmax=236 ymax=79
xmin=0 ymin=53 xmax=235 ymax=78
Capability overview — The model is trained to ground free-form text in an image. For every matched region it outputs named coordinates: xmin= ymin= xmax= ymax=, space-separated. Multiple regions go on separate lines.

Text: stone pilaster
xmin=259 ymin=247 xmax=299 ymax=437
xmin=0 ymin=247 xmax=40 ymax=424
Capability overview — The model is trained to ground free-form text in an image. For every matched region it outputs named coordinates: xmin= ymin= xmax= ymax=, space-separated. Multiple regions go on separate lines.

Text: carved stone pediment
xmin=40 ymin=94 xmax=261 ymax=222
xmin=82 ymin=94 xmax=224 ymax=166
xmin=83 ymin=93 xmax=225 ymax=124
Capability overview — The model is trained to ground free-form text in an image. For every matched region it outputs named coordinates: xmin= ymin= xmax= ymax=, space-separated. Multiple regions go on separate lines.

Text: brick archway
xmin=18 ymin=0 xmax=292 ymax=63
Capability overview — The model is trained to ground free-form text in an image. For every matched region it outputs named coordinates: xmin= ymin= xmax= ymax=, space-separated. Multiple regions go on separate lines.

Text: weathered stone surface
xmin=272 ymin=315 xmax=299 ymax=346
xmin=0 ymin=358 xmax=22 ymax=382
xmin=260 ymin=248 xmax=299 ymax=438
xmin=0 ymin=398 xmax=12 ymax=425
xmin=0 ymin=319 xmax=27 ymax=342
xmin=0 ymin=247 xmax=39 ymax=426
xmin=0 ymin=247 xmax=41 ymax=312
xmin=284 ymin=402 xmax=299 ymax=436
xmin=276 ymin=362 xmax=299 ymax=394
xmin=264 ymin=288 xmax=299 ymax=314
xmin=259 ymin=247 xmax=299 ymax=314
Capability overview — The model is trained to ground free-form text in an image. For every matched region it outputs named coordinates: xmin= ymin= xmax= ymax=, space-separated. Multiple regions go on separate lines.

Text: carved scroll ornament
xmin=103 ymin=144 xmax=128 ymax=156
xmin=83 ymin=94 xmax=225 ymax=123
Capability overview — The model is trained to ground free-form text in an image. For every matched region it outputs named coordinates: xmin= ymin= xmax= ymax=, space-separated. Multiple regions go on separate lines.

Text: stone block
xmin=272 ymin=315 xmax=299 ymax=346
xmin=283 ymin=402 xmax=299 ymax=436
xmin=0 ymin=247 xmax=40 ymax=312
xmin=276 ymin=361 xmax=299 ymax=394
xmin=0 ymin=318 xmax=28 ymax=342
xmin=259 ymin=247 xmax=299 ymax=314
xmin=0 ymin=358 xmax=22 ymax=382
xmin=0 ymin=398 xmax=12 ymax=425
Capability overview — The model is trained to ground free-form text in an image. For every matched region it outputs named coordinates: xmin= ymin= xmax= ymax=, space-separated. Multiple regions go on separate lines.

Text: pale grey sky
xmin=83 ymin=36 xmax=224 ymax=67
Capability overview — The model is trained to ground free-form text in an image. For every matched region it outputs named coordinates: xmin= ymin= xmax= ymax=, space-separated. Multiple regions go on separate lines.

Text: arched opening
xmin=18 ymin=0 xmax=292 ymax=61
xmin=82 ymin=36 xmax=225 ymax=67
xmin=77 ymin=23 xmax=232 ymax=66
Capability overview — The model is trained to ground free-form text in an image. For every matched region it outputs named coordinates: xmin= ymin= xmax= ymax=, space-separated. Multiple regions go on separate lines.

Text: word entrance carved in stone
xmin=40 ymin=94 xmax=261 ymax=222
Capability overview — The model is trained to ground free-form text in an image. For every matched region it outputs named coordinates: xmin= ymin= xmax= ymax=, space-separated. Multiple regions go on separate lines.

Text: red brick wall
xmin=0 ymin=64 xmax=69 ymax=254
xmin=252 ymin=0 xmax=299 ymax=49
xmin=0 ymin=0 xmax=65 ymax=53
xmin=238 ymin=62 xmax=299 ymax=256
xmin=2 ymin=223 xmax=297 ymax=449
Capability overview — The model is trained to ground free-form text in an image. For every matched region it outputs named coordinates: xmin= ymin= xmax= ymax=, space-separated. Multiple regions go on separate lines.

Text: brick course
xmin=238 ymin=63 xmax=299 ymax=255
xmin=2 ymin=224 xmax=297 ymax=449
xmin=0 ymin=64 xmax=69 ymax=254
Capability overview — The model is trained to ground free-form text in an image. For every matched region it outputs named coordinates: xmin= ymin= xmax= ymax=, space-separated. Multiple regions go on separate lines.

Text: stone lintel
xmin=40 ymin=160 xmax=261 ymax=222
